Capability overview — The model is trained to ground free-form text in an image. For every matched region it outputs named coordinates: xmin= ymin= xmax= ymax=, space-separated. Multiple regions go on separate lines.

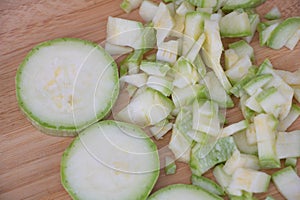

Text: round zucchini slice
xmin=148 ymin=184 xmax=223 ymax=200
xmin=16 ymin=38 xmax=119 ymax=136
xmin=61 ymin=120 xmax=159 ymax=200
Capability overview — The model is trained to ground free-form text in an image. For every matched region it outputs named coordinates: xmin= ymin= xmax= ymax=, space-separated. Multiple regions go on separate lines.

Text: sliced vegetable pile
xmin=16 ymin=0 xmax=300 ymax=199
xmin=109 ymin=0 xmax=300 ymax=199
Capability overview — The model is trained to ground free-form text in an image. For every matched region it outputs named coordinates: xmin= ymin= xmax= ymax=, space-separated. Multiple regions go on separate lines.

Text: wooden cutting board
xmin=1 ymin=0 xmax=299 ymax=199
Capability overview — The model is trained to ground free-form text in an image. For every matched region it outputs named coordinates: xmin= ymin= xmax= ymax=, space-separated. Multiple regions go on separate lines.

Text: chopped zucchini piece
xmin=222 ymin=0 xmax=266 ymax=12
xmin=228 ymin=40 xmax=255 ymax=61
xmin=244 ymin=13 xmax=260 ymax=43
xmin=192 ymin=100 xmax=220 ymax=136
xmin=272 ymin=166 xmax=300 ymax=200
xmin=172 ymin=56 xmax=199 ymax=88
xmin=278 ymin=104 xmax=300 ymax=131
xmin=233 ymin=130 xmax=258 ymax=155
xmin=267 ymin=17 xmax=300 ymax=49
xmin=104 ymin=42 xmax=133 ymax=56
xmin=106 ymin=17 xmax=143 ymax=48
xmin=140 ymin=61 xmax=170 ymax=77
xmin=223 ymin=150 xmax=259 ymax=175
xmin=169 ymin=127 xmax=192 ymax=163
xmin=120 ymin=0 xmax=143 ymax=13
xmin=190 ymin=136 xmax=237 ymax=176
xmin=146 ymin=75 xmax=173 ymax=96
xmin=157 ymin=40 xmax=179 ymax=64
xmin=202 ymin=71 xmax=234 ymax=108
xmin=220 ymin=11 xmax=251 ymax=37
xmin=228 ymin=168 xmax=271 ymax=193
xmin=213 ymin=164 xmax=232 ymax=189
xmin=139 ymin=0 xmax=158 ymax=22
xmin=225 ymin=55 xmax=252 ymax=84
xmin=264 ymin=6 xmax=281 ymax=20
xmin=172 ymin=84 xmax=207 ymax=108
xmin=202 ymin=20 xmax=232 ymax=92
xmin=225 ymin=49 xmax=239 ymax=70
xmin=153 ymin=2 xmax=175 ymax=44
xmin=149 ymin=121 xmax=173 ymax=140
xmin=243 ymin=74 xmax=273 ymax=96
xmin=165 ymin=156 xmax=177 ymax=175
xmin=254 ymin=114 xmax=280 ymax=168
xmin=191 ymin=174 xmax=225 ymax=196
xmin=276 ymin=131 xmax=300 ymax=159
xmin=120 ymin=73 xmax=148 ymax=87
xmin=115 ymin=88 xmax=174 ymax=127
xmin=220 ymin=120 xmax=248 ymax=138
xmin=285 ymin=157 xmax=297 ymax=168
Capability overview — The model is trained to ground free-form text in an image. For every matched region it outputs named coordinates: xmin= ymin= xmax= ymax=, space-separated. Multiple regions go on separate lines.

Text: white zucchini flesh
xmin=16 ymin=38 xmax=119 ymax=136
xmin=278 ymin=104 xmax=300 ymax=131
xmin=61 ymin=120 xmax=159 ymax=200
xmin=106 ymin=17 xmax=143 ymax=48
xmin=152 ymin=2 xmax=175 ymax=45
xmin=272 ymin=166 xmax=300 ymax=200
xmin=220 ymin=11 xmax=251 ymax=37
xmin=148 ymin=184 xmax=223 ymax=200
xmin=120 ymin=0 xmax=143 ymax=13
xmin=104 ymin=42 xmax=133 ymax=56
xmin=276 ymin=131 xmax=300 ymax=159
xmin=139 ymin=0 xmax=158 ymax=22
xmin=115 ymin=87 xmax=174 ymax=127
xmin=228 ymin=168 xmax=271 ymax=193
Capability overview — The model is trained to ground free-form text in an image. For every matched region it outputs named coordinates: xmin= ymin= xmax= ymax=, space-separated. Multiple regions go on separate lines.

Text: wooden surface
xmin=1 ymin=0 xmax=300 ymax=199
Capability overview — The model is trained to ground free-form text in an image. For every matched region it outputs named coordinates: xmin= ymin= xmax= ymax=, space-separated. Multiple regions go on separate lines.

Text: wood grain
xmin=0 ymin=0 xmax=299 ymax=199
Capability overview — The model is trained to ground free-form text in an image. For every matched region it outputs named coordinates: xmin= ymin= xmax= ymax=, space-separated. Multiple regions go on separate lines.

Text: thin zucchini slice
xmin=61 ymin=120 xmax=159 ymax=200
xmin=148 ymin=184 xmax=223 ymax=200
xmin=16 ymin=38 xmax=119 ymax=136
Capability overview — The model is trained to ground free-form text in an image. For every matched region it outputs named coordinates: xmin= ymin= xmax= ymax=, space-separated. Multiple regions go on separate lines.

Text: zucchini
xmin=146 ymin=75 xmax=174 ymax=96
xmin=201 ymin=19 xmax=232 ymax=92
xmin=190 ymin=136 xmax=237 ymax=176
xmin=153 ymin=2 xmax=175 ymax=44
xmin=264 ymin=6 xmax=281 ymax=20
xmin=278 ymin=104 xmax=300 ymax=132
xmin=223 ymin=150 xmax=259 ymax=175
xmin=244 ymin=13 xmax=260 ymax=43
xmin=220 ymin=11 xmax=251 ymax=37
xmin=61 ymin=121 xmax=159 ymax=200
xmin=272 ymin=166 xmax=300 ymax=200
xmin=276 ymin=130 xmax=300 ymax=159
xmin=228 ymin=168 xmax=271 ymax=193
xmin=169 ymin=126 xmax=192 ymax=163
xmin=156 ymin=40 xmax=179 ymax=64
xmin=115 ymin=87 xmax=174 ymax=127
xmin=233 ymin=130 xmax=258 ymax=155
xmin=16 ymin=38 xmax=119 ymax=136
xmin=191 ymin=174 xmax=225 ymax=196
xmin=202 ymin=71 xmax=234 ymax=108
xmin=213 ymin=164 xmax=232 ymax=189
xmin=285 ymin=157 xmax=297 ymax=168
xmin=228 ymin=40 xmax=255 ymax=62
xmin=285 ymin=29 xmax=300 ymax=50
xmin=140 ymin=61 xmax=171 ymax=77
xmin=267 ymin=17 xmax=300 ymax=49
xmin=104 ymin=42 xmax=133 ymax=56
xmin=220 ymin=120 xmax=248 ymax=138
xmin=254 ymin=114 xmax=280 ymax=168
xmin=165 ymin=156 xmax=177 ymax=175
xmin=120 ymin=73 xmax=148 ymax=88
xmin=139 ymin=0 xmax=158 ymax=22
xmin=106 ymin=17 xmax=144 ymax=48
xmin=149 ymin=121 xmax=173 ymax=140
xmin=225 ymin=55 xmax=252 ymax=84
xmin=172 ymin=84 xmax=207 ymax=108
xmin=120 ymin=0 xmax=143 ymax=13
xmin=148 ymin=184 xmax=223 ymax=200
xmin=222 ymin=0 xmax=266 ymax=12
